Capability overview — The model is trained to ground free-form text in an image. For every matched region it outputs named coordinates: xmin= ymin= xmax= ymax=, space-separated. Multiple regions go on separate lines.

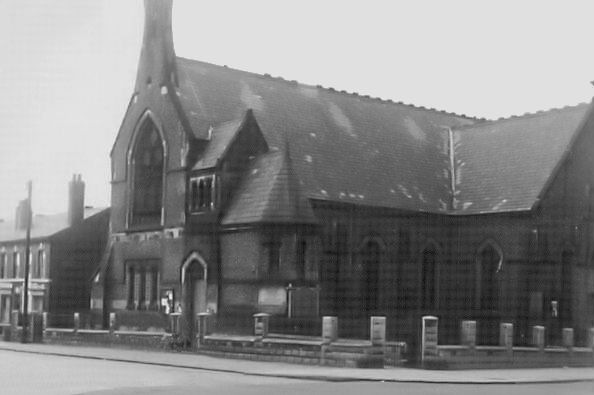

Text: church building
xmin=93 ymin=0 xmax=594 ymax=348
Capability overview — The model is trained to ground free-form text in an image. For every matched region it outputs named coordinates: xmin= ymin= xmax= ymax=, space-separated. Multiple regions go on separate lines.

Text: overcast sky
xmin=1 ymin=0 xmax=593 ymax=220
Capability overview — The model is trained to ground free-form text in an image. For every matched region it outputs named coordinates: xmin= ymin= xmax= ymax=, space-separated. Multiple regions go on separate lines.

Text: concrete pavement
xmin=0 ymin=341 xmax=593 ymax=384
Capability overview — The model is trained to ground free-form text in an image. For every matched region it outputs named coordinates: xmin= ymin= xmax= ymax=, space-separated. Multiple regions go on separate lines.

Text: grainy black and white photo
xmin=0 ymin=1 xmax=593 ymax=394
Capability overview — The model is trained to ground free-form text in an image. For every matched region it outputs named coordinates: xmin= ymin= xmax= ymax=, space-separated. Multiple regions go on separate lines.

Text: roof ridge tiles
xmin=176 ymin=56 xmax=483 ymax=121
xmin=461 ymin=102 xmax=591 ymax=129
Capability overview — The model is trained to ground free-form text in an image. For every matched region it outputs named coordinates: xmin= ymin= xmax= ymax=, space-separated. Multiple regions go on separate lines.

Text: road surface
xmin=0 ymin=349 xmax=592 ymax=394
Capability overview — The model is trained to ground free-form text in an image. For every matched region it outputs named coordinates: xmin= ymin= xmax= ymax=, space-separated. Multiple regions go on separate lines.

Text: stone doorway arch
xmin=181 ymin=251 xmax=207 ymax=343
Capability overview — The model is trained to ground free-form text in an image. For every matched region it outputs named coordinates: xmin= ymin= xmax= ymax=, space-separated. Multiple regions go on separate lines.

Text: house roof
xmin=453 ymin=104 xmax=590 ymax=214
xmin=0 ymin=207 xmax=108 ymax=243
xmin=176 ymin=57 xmax=478 ymax=215
xmin=222 ymin=147 xmax=317 ymax=226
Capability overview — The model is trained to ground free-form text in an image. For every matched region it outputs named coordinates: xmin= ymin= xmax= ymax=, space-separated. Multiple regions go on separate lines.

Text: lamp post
xmin=21 ymin=181 xmax=32 ymax=343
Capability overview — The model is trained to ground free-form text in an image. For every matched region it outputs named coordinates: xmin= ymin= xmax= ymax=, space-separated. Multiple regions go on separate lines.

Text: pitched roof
xmin=453 ymin=104 xmax=590 ymax=214
xmin=222 ymin=147 xmax=317 ymax=226
xmin=176 ymin=57 xmax=477 ymax=215
xmin=0 ymin=207 xmax=108 ymax=243
xmin=175 ymin=58 xmax=591 ymax=217
xmin=192 ymin=117 xmax=244 ymax=170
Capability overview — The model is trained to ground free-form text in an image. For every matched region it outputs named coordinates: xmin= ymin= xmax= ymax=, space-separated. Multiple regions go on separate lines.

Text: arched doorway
xmin=181 ymin=252 xmax=207 ymax=343
xmin=360 ymin=239 xmax=381 ymax=314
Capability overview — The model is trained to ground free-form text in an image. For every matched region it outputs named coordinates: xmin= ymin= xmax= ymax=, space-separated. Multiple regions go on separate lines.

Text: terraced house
xmin=0 ymin=176 xmax=109 ymax=329
xmin=93 ymin=0 xmax=594 ymax=348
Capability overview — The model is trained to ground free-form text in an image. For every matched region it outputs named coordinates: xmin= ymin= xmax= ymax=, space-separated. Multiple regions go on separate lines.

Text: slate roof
xmin=176 ymin=57 xmax=477 ymax=216
xmin=0 ymin=207 xmax=108 ymax=243
xmin=221 ymin=147 xmax=317 ymax=226
xmin=174 ymin=57 xmax=591 ymax=219
xmin=453 ymin=104 xmax=590 ymax=214
xmin=192 ymin=117 xmax=244 ymax=170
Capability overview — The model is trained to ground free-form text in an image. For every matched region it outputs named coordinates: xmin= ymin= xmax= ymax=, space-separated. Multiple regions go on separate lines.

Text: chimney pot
xmin=14 ymin=199 xmax=31 ymax=231
xmin=68 ymin=174 xmax=85 ymax=227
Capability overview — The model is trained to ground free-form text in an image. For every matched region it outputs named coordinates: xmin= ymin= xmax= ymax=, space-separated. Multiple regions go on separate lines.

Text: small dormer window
xmin=189 ymin=175 xmax=216 ymax=212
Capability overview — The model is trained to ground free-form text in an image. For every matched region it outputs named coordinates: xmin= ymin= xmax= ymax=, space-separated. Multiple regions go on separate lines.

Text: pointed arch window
xmin=361 ymin=239 xmax=382 ymax=313
xmin=476 ymin=242 xmax=503 ymax=311
xmin=421 ymin=244 xmax=438 ymax=310
xmin=131 ymin=118 xmax=164 ymax=227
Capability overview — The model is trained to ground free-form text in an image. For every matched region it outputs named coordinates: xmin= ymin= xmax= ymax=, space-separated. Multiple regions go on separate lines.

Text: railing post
xmin=421 ymin=316 xmax=439 ymax=364
xmin=499 ymin=323 xmax=513 ymax=355
xmin=73 ymin=312 xmax=80 ymax=335
xmin=197 ymin=312 xmax=212 ymax=345
xmin=322 ymin=316 xmax=338 ymax=344
xmin=370 ymin=316 xmax=386 ymax=346
xmin=42 ymin=312 xmax=48 ymax=333
xmin=10 ymin=310 xmax=19 ymax=341
xmin=253 ymin=313 xmax=270 ymax=338
xmin=109 ymin=312 xmax=116 ymax=336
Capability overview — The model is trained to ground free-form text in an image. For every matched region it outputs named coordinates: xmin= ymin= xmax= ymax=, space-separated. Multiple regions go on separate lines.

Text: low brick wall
xmin=200 ymin=334 xmax=389 ymax=368
xmin=424 ymin=345 xmax=594 ymax=369
xmin=44 ymin=328 xmax=172 ymax=350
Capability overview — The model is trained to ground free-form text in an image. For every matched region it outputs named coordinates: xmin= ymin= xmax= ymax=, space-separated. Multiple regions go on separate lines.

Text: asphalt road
xmin=1 ymin=350 xmax=592 ymax=395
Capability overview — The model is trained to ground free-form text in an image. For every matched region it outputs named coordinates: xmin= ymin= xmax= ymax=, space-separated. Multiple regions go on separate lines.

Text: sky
xmin=1 ymin=0 xmax=594 ymax=220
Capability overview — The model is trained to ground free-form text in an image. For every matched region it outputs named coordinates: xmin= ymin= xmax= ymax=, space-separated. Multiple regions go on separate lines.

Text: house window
xmin=0 ymin=253 xmax=6 ymax=278
xmin=189 ymin=175 xmax=216 ymax=212
xmin=131 ymin=118 xmax=164 ymax=227
xmin=34 ymin=250 xmax=45 ymax=279
xmin=126 ymin=260 xmax=159 ymax=311
xmin=12 ymin=252 xmax=20 ymax=278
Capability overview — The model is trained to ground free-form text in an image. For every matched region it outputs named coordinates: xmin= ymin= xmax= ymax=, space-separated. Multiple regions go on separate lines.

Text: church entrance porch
xmin=181 ymin=252 xmax=207 ymax=344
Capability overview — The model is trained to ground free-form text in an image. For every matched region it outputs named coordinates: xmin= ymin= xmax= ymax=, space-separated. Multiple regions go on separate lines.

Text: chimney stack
xmin=14 ymin=199 xmax=31 ymax=231
xmin=68 ymin=174 xmax=85 ymax=227
xmin=135 ymin=0 xmax=177 ymax=92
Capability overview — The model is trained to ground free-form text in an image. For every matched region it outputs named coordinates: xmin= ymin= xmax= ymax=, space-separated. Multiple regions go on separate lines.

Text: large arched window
xmin=476 ymin=242 xmax=503 ymax=311
xmin=130 ymin=118 xmax=164 ymax=227
xmin=421 ymin=244 xmax=438 ymax=310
